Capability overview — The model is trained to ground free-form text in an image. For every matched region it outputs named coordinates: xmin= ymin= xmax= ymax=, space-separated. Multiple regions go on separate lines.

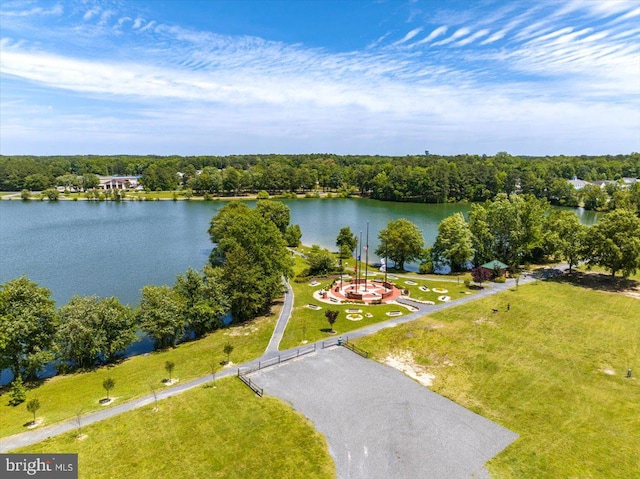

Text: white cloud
xmin=432 ymin=27 xmax=470 ymax=46
xmin=393 ymin=27 xmax=422 ymax=45
xmin=455 ymin=29 xmax=489 ymax=46
xmin=0 ymin=3 xmax=62 ymax=17
xmin=413 ymin=26 xmax=447 ymax=45
xmin=480 ymin=30 xmax=506 ymax=45
xmin=83 ymin=7 xmax=99 ymax=21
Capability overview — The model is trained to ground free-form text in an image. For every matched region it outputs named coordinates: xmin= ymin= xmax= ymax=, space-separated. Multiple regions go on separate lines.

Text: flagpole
xmin=384 ymin=239 xmax=388 ymax=288
xmin=364 ymin=221 xmax=369 ymax=292
xmin=359 ymin=230 xmax=363 ymax=289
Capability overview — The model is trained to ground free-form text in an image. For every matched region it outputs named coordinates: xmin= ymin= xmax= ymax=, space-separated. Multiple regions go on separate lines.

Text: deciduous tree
xmin=586 ymin=209 xmax=640 ymax=277
xmin=137 ymin=285 xmax=184 ymax=349
xmin=336 ymin=227 xmax=357 ymax=257
xmin=432 ymin=213 xmax=474 ymax=272
xmin=542 ymin=211 xmax=588 ymax=273
xmin=375 ymin=219 xmax=424 ymax=271
xmin=0 ymin=277 xmax=57 ymax=381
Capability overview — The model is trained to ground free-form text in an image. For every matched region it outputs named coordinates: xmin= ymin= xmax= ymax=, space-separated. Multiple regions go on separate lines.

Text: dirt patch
xmin=383 ymin=351 xmax=435 ymax=388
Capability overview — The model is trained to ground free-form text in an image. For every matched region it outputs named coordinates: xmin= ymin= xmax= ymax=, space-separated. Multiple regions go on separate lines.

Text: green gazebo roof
xmin=481 ymin=260 xmax=508 ymax=270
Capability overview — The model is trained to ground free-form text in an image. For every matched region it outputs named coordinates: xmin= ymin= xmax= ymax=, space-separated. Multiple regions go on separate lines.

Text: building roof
xmin=481 ymin=260 xmax=509 ymax=270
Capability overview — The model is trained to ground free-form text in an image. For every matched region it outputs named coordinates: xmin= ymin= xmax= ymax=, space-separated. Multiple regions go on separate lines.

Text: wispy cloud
xmin=0 ymin=0 xmax=638 ymax=155
xmin=432 ymin=27 xmax=470 ymax=46
xmin=0 ymin=3 xmax=62 ymax=17
xmin=393 ymin=27 xmax=422 ymax=45
xmin=413 ymin=25 xmax=447 ymax=45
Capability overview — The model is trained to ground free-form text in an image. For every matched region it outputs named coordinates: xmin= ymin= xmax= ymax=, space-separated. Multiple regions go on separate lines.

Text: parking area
xmin=249 ymin=346 xmax=518 ymax=479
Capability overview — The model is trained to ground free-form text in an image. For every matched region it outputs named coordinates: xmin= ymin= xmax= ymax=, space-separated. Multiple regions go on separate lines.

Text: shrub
xmin=8 ymin=376 xmax=27 ymax=406
xmin=257 ymin=190 xmax=269 ymax=200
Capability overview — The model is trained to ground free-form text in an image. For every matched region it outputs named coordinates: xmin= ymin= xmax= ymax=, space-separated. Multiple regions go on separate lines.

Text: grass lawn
xmin=14 ymin=378 xmax=335 ymax=479
xmin=353 ymin=280 xmax=640 ymax=478
xmin=1 ymin=306 xmax=280 ymax=438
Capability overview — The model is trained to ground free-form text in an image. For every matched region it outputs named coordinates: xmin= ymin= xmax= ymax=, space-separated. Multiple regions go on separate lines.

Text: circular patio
xmin=313 ymin=279 xmax=402 ymax=304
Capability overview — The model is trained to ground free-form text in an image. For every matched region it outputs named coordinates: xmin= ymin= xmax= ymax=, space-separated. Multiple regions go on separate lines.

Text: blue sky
xmin=1 ymin=0 xmax=639 ymax=156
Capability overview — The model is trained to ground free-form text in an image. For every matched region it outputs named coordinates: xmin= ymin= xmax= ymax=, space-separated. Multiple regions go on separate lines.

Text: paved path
xmin=264 ymin=279 xmax=294 ymax=354
xmin=1 ymin=267 xmax=559 ymax=453
xmin=249 ymin=347 xmax=518 ymax=479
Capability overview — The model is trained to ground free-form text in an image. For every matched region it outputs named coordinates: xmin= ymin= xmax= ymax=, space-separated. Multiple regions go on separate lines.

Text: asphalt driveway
xmin=249 ymin=346 xmax=518 ymax=479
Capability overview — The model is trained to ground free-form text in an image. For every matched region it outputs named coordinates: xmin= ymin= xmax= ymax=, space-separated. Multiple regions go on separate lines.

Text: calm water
xmin=0 ymin=198 xmax=599 ymax=306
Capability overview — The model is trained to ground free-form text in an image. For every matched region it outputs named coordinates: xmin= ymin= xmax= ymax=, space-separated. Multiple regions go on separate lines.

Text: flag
xmin=357 ymin=255 xmax=361 ymax=261
xmin=364 ymin=245 xmax=368 ymax=252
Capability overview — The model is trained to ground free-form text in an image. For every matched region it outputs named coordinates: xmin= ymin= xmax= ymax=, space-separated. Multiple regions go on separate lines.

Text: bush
xmin=257 ymin=190 xmax=269 ymax=200
xmin=418 ymin=262 xmax=433 ymax=274
xmin=464 ymin=279 xmax=471 ymax=288
xmin=20 ymin=189 xmax=31 ymax=200
xmin=494 ymin=276 xmax=506 ymax=283
xmin=8 ymin=376 xmax=27 ymax=406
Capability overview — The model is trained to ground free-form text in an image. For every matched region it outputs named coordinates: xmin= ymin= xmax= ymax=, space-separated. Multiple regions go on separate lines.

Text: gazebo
xmin=480 ymin=260 xmax=509 ymax=278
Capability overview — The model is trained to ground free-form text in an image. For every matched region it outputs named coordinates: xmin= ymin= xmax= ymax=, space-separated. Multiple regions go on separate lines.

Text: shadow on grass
xmin=549 ymin=271 xmax=640 ymax=294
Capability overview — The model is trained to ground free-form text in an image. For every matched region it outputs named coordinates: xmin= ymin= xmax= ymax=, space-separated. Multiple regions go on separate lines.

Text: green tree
xmin=137 ymin=285 xmax=184 ymax=349
xmin=57 ymin=296 xmax=136 ymax=369
xmin=26 ymin=398 xmax=40 ymax=424
xmin=8 ymin=376 xmax=27 ymax=406
xmin=256 ymin=200 xmax=291 ymax=234
xmin=587 ymin=209 xmax=640 ymax=277
xmin=284 ymin=224 xmax=302 ymax=247
xmin=173 ymin=267 xmax=228 ymax=338
xmin=432 ymin=213 xmax=474 ymax=272
xmin=469 ymin=194 xmax=547 ymax=267
xmin=43 ymin=188 xmax=60 ymax=200
xmin=580 ymin=184 xmax=608 ymax=210
xmin=20 ymin=189 xmax=30 ymax=200
xmin=542 ymin=211 xmax=588 ymax=273
xmin=336 ymin=227 xmax=358 ymax=257
xmin=307 ymin=246 xmax=336 ymax=276
xmin=0 ymin=277 xmax=57 ymax=381
xmin=82 ymin=173 xmax=100 ymax=190
xmin=102 ymin=377 xmax=115 ymax=400
xmin=375 ymin=219 xmax=424 ymax=271
xmin=209 ymin=203 xmax=292 ymax=322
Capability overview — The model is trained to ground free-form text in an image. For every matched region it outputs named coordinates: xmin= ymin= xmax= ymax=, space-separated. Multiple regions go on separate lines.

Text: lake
xmin=0 ymin=198 xmax=599 ymax=306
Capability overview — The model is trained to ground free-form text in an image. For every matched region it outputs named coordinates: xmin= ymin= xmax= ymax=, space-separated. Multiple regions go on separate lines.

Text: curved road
xmin=0 ymin=267 xmax=555 ymax=452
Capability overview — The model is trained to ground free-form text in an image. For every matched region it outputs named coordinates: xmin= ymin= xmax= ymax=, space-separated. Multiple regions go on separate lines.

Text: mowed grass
xmin=281 ymin=254 xmax=478 ymax=350
xmin=354 ymin=280 xmax=640 ymax=478
xmin=1 ymin=307 xmax=280 ymax=438
xmin=14 ymin=378 xmax=335 ymax=479
xmin=280 ymin=276 xmax=411 ymax=350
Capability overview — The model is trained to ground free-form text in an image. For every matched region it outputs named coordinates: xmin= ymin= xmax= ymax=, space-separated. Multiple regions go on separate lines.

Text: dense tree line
xmin=429 ymin=194 xmax=640 ymax=277
xmin=0 ymin=269 xmax=229 ymax=383
xmin=2 ymin=153 xmax=639 ymax=211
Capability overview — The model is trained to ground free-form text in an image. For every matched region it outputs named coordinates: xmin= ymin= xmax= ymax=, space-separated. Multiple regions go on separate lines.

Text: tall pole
xmin=364 ymin=221 xmax=369 ymax=291
xmin=384 ymin=239 xmax=388 ymax=288
xmin=353 ymin=235 xmax=358 ymax=290
xmin=359 ymin=230 xmax=363 ymax=288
